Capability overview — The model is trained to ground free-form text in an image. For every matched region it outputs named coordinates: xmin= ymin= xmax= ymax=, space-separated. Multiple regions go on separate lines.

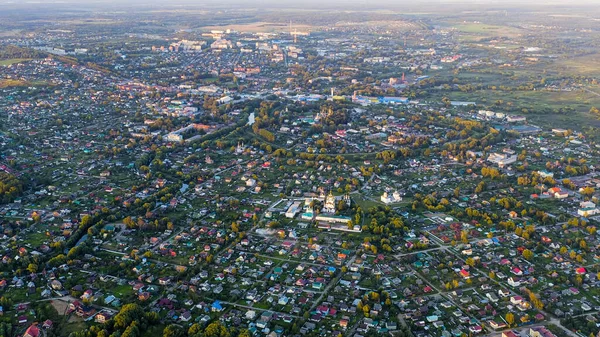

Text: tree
xmin=123 ymin=216 xmax=135 ymax=228
xmin=113 ymin=304 xmax=144 ymax=330
xmin=81 ymin=215 xmax=92 ymax=227
xmin=522 ymin=249 xmax=534 ymax=261
xmin=570 ymin=250 xmax=577 ymax=259
xmin=442 ymin=97 xmax=451 ymax=107
xmin=460 ymin=230 xmax=469 ymax=244
xmin=581 ymin=187 xmax=595 ymax=198
xmin=27 ymin=263 xmax=38 ymax=274
xmin=145 ymin=312 xmax=159 ymax=324
xmin=515 ymin=227 xmax=523 ymax=237
xmin=122 ymin=321 xmax=140 ymax=337
xmin=48 ymin=254 xmax=67 ymax=267
xmin=505 ymin=312 xmax=515 ymax=327
xmin=238 ymin=330 xmax=251 ymax=337
xmin=204 ymin=322 xmax=230 ymax=337
xmin=163 ymin=325 xmax=184 ymax=337
xmin=362 ymin=304 xmax=370 ymax=316
xmin=475 ymin=181 xmax=485 ymax=194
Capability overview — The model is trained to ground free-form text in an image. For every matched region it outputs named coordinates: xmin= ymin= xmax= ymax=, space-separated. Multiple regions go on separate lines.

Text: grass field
xmin=0 ymin=58 xmax=31 ymax=66
xmin=25 ymin=231 xmax=50 ymax=247
xmin=112 ymin=284 xmax=135 ymax=297
xmin=556 ymin=55 xmax=600 ymax=77
xmin=200 ymin=22 xmax=313 ymax=33
xmin=526 ymin=112 xmax=600 ymax=132
xmin=0 ymin=79 xmax=49 ymax=88
xmin=431 ymin=88 xmax=600 ymax=114
xmin=202 ymin=77 xmax=219 ymax=84
xmin=453 ymin=22 xmax=523 ymax=41
xmin=30 ymin=19 xmax=119 ymax=25
xmin=0 ymin=79 xmax=29 ymax=88
xmin=61 ymin=319 xmax=87 ymax=336
xmin=352 ymin=194 xmax=381 ymax=211
xmin=426 ymin=85 xmax=600 ymax=135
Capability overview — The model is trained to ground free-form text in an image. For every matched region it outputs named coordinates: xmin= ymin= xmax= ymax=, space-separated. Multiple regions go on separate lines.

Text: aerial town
xmin=1 ymin=1 xmax=600 ymax=337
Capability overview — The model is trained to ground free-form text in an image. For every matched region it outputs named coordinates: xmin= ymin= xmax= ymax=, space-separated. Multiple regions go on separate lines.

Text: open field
xmin=0 ymin=79 xmax=48 ymax=88
xmin=200 ymin=22 xmax=314 ymax=33
xmin=0 ymin=58 xmax=31 ymax=66
xmin=0 ymin=79 xmax=29 ymax=88
xmin=526 ymin=112 xmax=600 ymax=133
xmin=556 ymin=55 xmax=600 ymax=77
xmin=334 ymin=20 xmax=419 ymax=30
xmin=425 ymin=86 xmax=600 ymax=136
xmin=50 ymin=299 xmax=71 ymax=316
xmin=0 ymin=30 xmax=22 ymax=37
xmin=431 ymin=88 xmax=600 ymax=114
xmin=62 ymin=319 xmax=87 ymax=336
xmin=24 ymin=19 xmax=120 ymax=25
xmin=453 ymin=22 xmax=524 ymax=41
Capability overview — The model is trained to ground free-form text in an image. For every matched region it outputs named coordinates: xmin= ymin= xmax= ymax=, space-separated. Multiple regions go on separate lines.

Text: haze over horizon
xmin=2 ymin=0 xmax=600 ymax=8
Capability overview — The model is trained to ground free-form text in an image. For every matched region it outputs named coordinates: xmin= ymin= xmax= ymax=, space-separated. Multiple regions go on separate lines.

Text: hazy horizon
xmin=2 ymin=0 xmax=600 ymax=7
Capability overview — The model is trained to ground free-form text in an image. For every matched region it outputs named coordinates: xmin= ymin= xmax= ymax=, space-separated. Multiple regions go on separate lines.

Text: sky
xmin=4 ymin=0 xmax=599 ymax=4
xmin=2 ymin=0 xmax=598 ymax=13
